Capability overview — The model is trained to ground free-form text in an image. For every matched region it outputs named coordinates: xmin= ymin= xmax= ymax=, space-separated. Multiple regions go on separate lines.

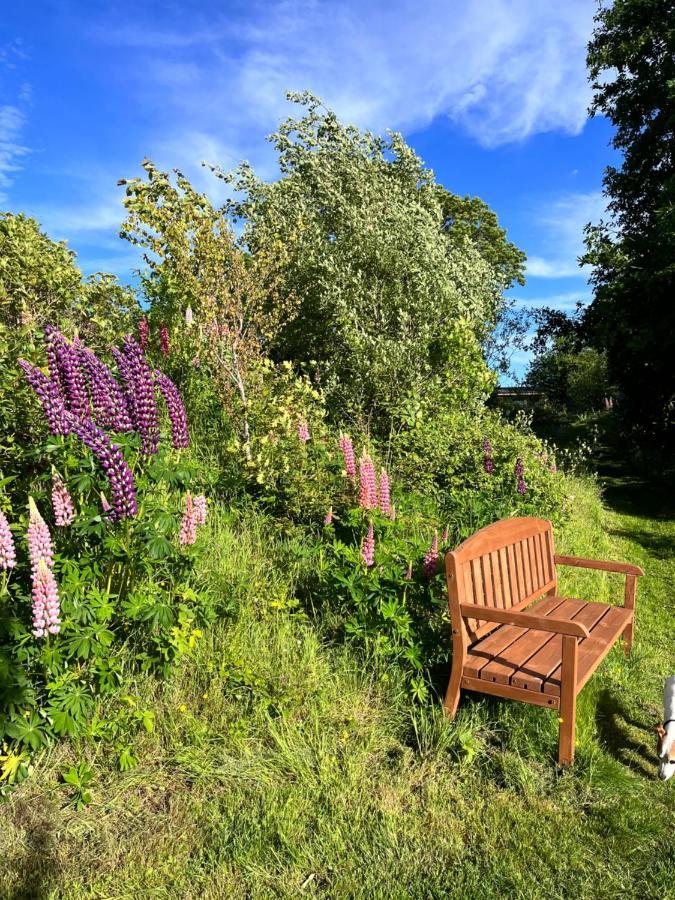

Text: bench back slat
xmin=446 ymin=517 xmax=557 ymax=642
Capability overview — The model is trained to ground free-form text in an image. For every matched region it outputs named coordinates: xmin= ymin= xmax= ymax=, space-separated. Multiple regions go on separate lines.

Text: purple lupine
xmin=483 ymin=438 xmax=494 ymax=475
xmin=80 ymin=346 xmax=134 ymax=432
xmin=339 ymin=434 xmax=356 ymax=478
xmin=19 ymin=359 xmax=71 ymax=436
xmin=193 ymin=494 xmax=207 ymax=526
xmin=160 ymin=325 xmax=170 ymax=357
xmin=47 ymin=330 xmax=90 ymax=421
xmin=179 ymin=492 xmax=197 ymax=546
xmin=44 ymin=325 xmax=67 ymax=401
xmin=514 ymin=458 xmax=524 ymax=478
xmin=27 ymin=498 xmax=54 ymax=576
xmin=378 ymin=468 xmax=391 ymax=517
xmin=517 ymin=476 xmax=527 ymax=495
xmin=154 ymin=370 xmax=189 ymax=449
xmin=51 ymin=474 xmax=75 ymax=526
xmin=405 ymin=560 xmax=413 ymax=581
xmin=138 ymin=316 xmax=149 ymax=351
xmin=361 ymin=522 xmax=375 ymax=567
xmin=0 ymin=510 xmax=16 ymax=570
xmin=67 ymin=415 xmax=138 ymax=520
xmin=324 ymin=506 xmax=333 ymax=526
xmin=116 ymin=336 xmax=160 ymax=455
xmin=297 ymin=420 xmax=310 ymax=443
xmin=423 ymin=531 xmax=440 ymax=577
xmin=359 ymin=455 xmax=377 ymax=509
xmin=31 ymin=559 xmax=61 ymax=637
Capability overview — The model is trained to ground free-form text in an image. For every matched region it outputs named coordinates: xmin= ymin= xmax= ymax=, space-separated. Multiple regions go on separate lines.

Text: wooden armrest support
xmin=459 ymin=603 xmax=591 ymax=638
xmin=554 ymin=555 xmax=644 ymax=577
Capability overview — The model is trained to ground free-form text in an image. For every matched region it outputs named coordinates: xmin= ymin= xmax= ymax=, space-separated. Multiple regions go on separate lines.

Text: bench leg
xmin=443 ymin=663 xmax=462 ymax=719
xmin=558 ymin=635 xmax=578 ymax=766
xmin=622 ymin=621 xmax=634 ymax=657
xmin=623 ymin=575 xmax=636 ymax=657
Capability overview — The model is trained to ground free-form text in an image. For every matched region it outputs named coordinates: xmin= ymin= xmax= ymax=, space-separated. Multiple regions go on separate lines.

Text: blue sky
xmin=1 ymin=0 xmax=616 ymax=380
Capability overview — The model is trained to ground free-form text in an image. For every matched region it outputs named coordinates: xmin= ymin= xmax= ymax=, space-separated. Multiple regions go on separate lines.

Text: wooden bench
xmin=443 ymin=517 xmax=644 ymax=765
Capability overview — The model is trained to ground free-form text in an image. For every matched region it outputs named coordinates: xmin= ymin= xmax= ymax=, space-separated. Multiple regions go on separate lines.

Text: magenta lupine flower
xmin=19 ymin=359 xmax=71 ymax=436
xmin=0 ymin=511 xmax=16 ymax=570
xmin=483 ymin=438 xmax=494 ymax=475
xmin=359 ymin=455 xmax=377 ymax=509
xmin=45 ymin=329 xmax=90 ymax=421
xmin=361 ymin=522 xmax=375 ymax=567
xmin=193 ymin=494 xmax=207 ymax=526
xmin=378 ymin=468 xmax=391 ymax=517
xmin=160 ymin=325 xmax=170 ymax=357
xmin=517 ymin=476 xmax=527 ymax=495
xmin=405 ymin=560 xmax=413 ymax=581
xmin=514 ymin=458 xmax=524 ymax=477
xmin=115 ymin=336 xmax=160 ymax=455
xmin=51 ymin=474 xmax=75 ymax=526
xmin=80 ymin=346 xmax=134 ymax=432
xmin=27 ymin=498 xmax=54 ymax=576
xmin=154 ymin=370 xmax=189 ymax=449
xmin=423 ymin=531 xmax=440 ymax=577
xmin=442 ymin=526 xmax=449 ymax=543
xmin=179 ymin=492 xmax=197 ymax=546
xmin=338 ymin=434 xmax=356 ymax=478
xmin=31 ymin=559 xmax=61 ymax=637
xmin=324 ymin=506 xmax=333 ymax=526
xmin=297 ymin=420 xmax=310 ymax=443
xmin=138 ymin=316 xmax=149 ymax=351
xmin=67 ymin=415 xmax=138 ymax=520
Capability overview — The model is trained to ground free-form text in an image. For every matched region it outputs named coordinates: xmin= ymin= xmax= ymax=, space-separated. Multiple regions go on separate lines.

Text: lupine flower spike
xmin=114 ymin=336 xmax=160 ymax=455
xmin=361 ymin=522 xmax=375 ymax=567
xmin=68 ymin=417 xmax=138 ymax=520
xmin=138 ymin=316 xmax=149 ymax=350
xmin=27 ymin=498 xmax=54 ymax=575
xmin=324 ymin=506 xmax=333 ymax=526
xmin=297 ymin=420 xmax=310 ymax=443
xmin=378 ymin=468 xmax=391 ymax=517
xmin=154 ymin=370 xmax=190 ymax=449
xmin=19 ymin=359 xmax=71 ymax=436
xmin=52 ymin=474 xmax=75 ymax=526
xmin=423 ymin=530 xmax=440 ymax=577
xmin=338 ymin=434 xmax=356 ymax=478
xmin=442 ymin=526 xmax=449 ymax=543
xmin=45 ymin=329 xmax=90 ymax=421
xmin=359 ymin=455 xmax=377 ymax=509
xmin=193 ymin=495 xmax=208 ymax=527
xmin=0 ymin=511 xmax=16 ymax=570
xmin=515 ymin=458 xmax=526 ymax=494
xmin=160 ymin=324 xmax=170 ymax=357
xmin=483 ymin=438 xmax=494 ymax=475
xmin=31 ymin=559 xmax=61 ymax=637
xmin=179 ymin=492 xmax=197 ymax=546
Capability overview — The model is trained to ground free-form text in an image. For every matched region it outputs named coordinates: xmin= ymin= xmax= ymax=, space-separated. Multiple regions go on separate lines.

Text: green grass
xmin=1 ymin=469 xmax=674 ymax=899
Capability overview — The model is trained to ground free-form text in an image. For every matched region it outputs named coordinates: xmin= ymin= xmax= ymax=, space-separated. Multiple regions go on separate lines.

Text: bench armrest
xmin=459 ymin=602 xmax=591 ymax=639
xmin=554 ymin=555 xmax=644 ymax=577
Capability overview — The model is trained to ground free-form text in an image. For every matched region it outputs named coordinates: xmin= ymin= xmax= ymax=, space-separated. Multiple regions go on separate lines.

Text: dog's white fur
xmin=657 ymin=676 xmax=675 ymax=781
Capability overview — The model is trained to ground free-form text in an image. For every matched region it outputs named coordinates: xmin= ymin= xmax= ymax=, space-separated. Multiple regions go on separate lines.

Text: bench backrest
xmin=445 ymin=517 xmax=557 ymax=643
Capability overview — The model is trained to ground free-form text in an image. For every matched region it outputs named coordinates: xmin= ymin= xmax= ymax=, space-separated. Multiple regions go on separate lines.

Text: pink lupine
xmin=160 ymin=324 xmax=170 ymax=357
xmin=193 ymin=494 xmax=207 ymax=526
xmin=359 ymin=455 xmax=377 ymax=509
xmin=338 ymin=434 xmax=356 ymax=478
xmin=378 ymin=468 xmax=391 ymax=517
xmin=52 ymin=474 xmax=75 ymax=526
xmin=405 ymin=561 xmax=413 ymax=581
xmin=179 ymin=492 xmax=197 ymax=546
xmin=31 ymin=559 xmax=61 ymax=637
xmin=423 ymin=531 xmax=440 ymax=577
xmin=297 ymin=420 xmax=310 ymax=443
xmin=27 ymin=499 xmax=54 ymax=576
xmin=0 ymin=511 xmax=16 ymax=570
xmin=138 ymin=316 xmax=149 ymax=350
xmin=361 ymin=522 xmax=375 ymax=567
xmin=324 ymin=506 xmax=333 ymax=526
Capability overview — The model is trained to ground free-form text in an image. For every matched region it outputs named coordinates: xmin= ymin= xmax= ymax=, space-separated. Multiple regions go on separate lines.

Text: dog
xmin=655 ymin=676 xmax=675 ymax=781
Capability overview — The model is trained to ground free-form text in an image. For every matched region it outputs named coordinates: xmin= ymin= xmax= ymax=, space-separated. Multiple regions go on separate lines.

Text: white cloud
xmin=525 ymin=190 xmax=606 ymax=279
xmin=0 ymin=103 xmax=29 ymax=202
xmin=513 ymin=291 xmax=590 ymax=311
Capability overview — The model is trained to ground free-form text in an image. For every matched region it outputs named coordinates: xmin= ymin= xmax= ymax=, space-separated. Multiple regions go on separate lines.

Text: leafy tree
xmin=222 ymin=92 xmax=513 ymax=427
xmin=583 ymin=0 xmax=675 ymax=442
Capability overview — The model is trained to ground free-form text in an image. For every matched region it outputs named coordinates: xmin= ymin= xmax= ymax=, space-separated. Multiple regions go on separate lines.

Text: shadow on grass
xmin=595 ymin=688 xmax=661 ymax=780
xmin=4 ymin=798 xmax=60 ymax=899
